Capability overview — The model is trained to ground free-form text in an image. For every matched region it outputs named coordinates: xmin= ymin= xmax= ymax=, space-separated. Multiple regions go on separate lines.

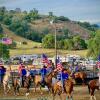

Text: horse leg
xmin=40 ymin=85 xmax=43 ymax=94
xmin=53 ymin=93 xmax=56 ymax=100
xmin=66 ymin=96 xmax=68 ymax=100
xmin=7 ymin=83 xmax=11 ymax=93
xmin=93 ymin=95 xmax=96 ymax=100
xmin=59 ymin=94 xmax=62 ymax=100
xmin=3 ymin=84 xmax=7 ymax=95
xmin=82 ymin=78 xmax=85 ymax=86
xmin=17 ymin=85 xmax=20 ymax=95
xmin=90 ymin=96 xmax=93 ymax=100
xmin=70 ymin=93 xmax=73 ymax=100
xmin=25 ymin=87 xmax=30 ymax=97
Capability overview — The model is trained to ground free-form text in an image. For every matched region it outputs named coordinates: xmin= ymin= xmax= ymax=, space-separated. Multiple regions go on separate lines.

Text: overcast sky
xmin=0 ymin=0 xmax=100 ymax=24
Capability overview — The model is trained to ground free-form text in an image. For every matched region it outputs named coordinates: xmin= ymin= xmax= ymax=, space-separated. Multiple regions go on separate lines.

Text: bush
xmin=22 ymin=41 xmax=27 ymax=45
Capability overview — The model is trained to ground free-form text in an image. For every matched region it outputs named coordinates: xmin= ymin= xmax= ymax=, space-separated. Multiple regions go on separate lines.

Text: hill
xmin=30 ymin=19 xmax=90 ymax=39
xmin=2 ymin=24 xmax=41 ymax=49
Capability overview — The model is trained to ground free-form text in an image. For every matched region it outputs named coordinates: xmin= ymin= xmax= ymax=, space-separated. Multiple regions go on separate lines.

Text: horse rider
xmin=0 ymin=62 xmax=6 ymax=84
xmin=18 ymin=62 xmax=27 ymax=87
xmin=62 ymin=69 xmax=69 ymax=92
xmin=40 ymin=65 xmax=47 ymax=83
xmin=26 ymin=67 xmax=31 ymax=78
xmin=46 ymin=62 xmax=53 ymax=74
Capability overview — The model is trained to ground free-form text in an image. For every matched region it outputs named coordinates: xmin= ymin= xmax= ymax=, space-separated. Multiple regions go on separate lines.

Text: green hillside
xmin=2 ymin=24 xmax=41 ymax=49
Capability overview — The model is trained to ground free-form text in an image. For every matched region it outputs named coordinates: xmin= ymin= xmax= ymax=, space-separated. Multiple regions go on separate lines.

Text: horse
xmin=73 ymin=71 xmax=87 ymax=85
xmin=34 ymin=70 xmax=57 ymax=94
xmin=64 ymin=79 xmax=74 ymax=100
xmin=88 ymin=79 xmax=99 ymax=100
xmin=13 ymin=77 xmax=20 ymax=96
xmin=13 ymin=74 xmax=32 ymax=96
xmin=52 ymin=77 xmax=74 ymax=100
xmin=52 ymin=81 xmax=62 ymax=100
xmin=3 ymin=68 xmax=11 ymax=95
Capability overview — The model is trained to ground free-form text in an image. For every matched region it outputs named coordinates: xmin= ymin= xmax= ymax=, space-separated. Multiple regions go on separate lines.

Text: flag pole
xmin=50 ymin=20 xmax=57 ymax=68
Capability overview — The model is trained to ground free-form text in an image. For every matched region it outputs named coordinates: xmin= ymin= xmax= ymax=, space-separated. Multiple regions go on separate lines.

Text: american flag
xmin=97 ymin=55 xmax=100 ymax=69
xmin=2 ymin=37 xmax=12 ymax=45
xmin=56 ymin=57 xmax=63 ymax=72
xmin=41 ymin=54 xmax=50 ymax=67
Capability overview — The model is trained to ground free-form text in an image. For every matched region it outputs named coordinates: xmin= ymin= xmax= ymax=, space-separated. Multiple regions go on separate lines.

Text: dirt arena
xmin=0 ymin=86 xmax=100 ymax=100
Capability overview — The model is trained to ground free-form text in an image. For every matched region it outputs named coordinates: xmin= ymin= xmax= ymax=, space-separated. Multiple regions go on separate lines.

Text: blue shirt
xmin=21 ymin=69 xmax=27 ymax=76
xmin=40 ymin=68 xmax=47 ymax=75
xmin=62 ymin=72 xmax=69 ymax=80
xmin=0 ymin=68 xmax=6 ymax=75
xmin=30 ymin=70 xmax=37 ymax=76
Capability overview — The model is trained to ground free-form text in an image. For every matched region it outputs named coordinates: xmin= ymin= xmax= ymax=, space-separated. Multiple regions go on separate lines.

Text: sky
xmin=0 ymin=0 xmax=100 ymax=24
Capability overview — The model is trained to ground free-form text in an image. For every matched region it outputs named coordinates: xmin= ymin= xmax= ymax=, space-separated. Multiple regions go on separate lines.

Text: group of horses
xmin=1 ymin=67 xmax=100 ymax=100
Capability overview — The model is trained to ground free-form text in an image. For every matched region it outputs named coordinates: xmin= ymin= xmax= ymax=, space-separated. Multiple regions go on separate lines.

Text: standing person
xmin=40 ymin=65 xmax=47 ymax=83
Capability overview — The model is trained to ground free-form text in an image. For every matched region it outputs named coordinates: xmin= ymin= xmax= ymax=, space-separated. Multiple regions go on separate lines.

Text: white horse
xmin=3 ymin=67 xmax=11 ymax=95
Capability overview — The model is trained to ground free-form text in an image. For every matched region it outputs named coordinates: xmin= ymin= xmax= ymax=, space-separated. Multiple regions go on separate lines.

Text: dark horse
xmin=88 ymin=79 xmax=99 ymax=100
xmin=73 ymin=71 xmax=87 ymax=85
xmin=34 ymin=70 xmax=57 ymax=94
xmin=13 ymin=75 xmax=32 ymax=96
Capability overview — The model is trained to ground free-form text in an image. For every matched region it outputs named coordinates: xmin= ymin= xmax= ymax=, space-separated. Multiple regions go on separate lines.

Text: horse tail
xmin=88 ymin=83 xmax=90 ymax=94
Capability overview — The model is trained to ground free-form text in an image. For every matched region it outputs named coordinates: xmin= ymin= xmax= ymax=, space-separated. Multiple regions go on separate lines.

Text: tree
xmin=73 ymin=35 xmax=87 ymax=50
xmin=29 ymin=8 xmax=39 ymax=20
xmin=64 ymin=39 xmax=74 ymax=50
xmin=87 ymin=30 xmax=100 ymax=59
xmin=3 ymin=16 xmax=11 ymax=25
xmin=0 ymin=24 xmax=3 ymax=33
xmin=42 ymin=34 xmax=54 ymax=48
xmin=0 ymin=43 xmax=9 ymax=59
xmin=0 ymin=34 xmax=9 ymax=59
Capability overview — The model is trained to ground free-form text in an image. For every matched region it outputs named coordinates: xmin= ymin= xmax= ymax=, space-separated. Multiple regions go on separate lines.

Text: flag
xmin=97 ymin=55 xmax=100 ymax=69
xmin=2 ymin=37 xmax=12 ymax=45
xmin=56 ymin=57 xmax=63 ymax=72
xmin=41 ymin=54 xmax=50 ymax=67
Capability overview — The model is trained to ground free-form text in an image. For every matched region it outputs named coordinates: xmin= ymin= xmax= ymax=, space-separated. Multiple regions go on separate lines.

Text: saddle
xmin=57 ymin=81 xmax=62 ymax=87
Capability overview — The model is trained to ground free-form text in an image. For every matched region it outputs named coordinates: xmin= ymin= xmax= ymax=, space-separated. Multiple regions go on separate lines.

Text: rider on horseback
xmin=40 ymin=65 xmax=47 ymax=84
xmin=0 ymin=62 xmax=6 ymax=84
xmin=18 ymin=62 xmax=27 ymax=87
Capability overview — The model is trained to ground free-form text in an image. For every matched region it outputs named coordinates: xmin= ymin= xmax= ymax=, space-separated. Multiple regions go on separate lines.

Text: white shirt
xmin=26 ymin=71 xmax=30 ymax=77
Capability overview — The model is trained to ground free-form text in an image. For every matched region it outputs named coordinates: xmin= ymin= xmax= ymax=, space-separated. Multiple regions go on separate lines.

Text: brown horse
xmin=3 ymin=68 xmax=11 ymax=95
xmin=34 ymin=71 xmax=57 ymax=94
xmin=52 ymin=78 xmax=74 ymax=100
xmin=73 ymin=71 xmax=87 ymax=85
xmin=13 ymin=78 xmax=20 ymax=96
xmin=13 ymin=75 xmax=32 ymax=96
xmin=52 ymin=81 xmax=62 ymax=100
xmin=64 ymin=79 xmax=74 ymax=100
xmin=88 ymin=79 xmax=99 ymax=100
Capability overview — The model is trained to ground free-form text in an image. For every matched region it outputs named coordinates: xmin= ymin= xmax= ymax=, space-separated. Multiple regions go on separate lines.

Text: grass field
xmin=10 ymin=48 xmax=87 ymax=57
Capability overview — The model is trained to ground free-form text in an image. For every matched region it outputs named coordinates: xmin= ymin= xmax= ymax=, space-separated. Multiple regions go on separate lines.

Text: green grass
xmin=10 ymin=48 xmax=88 ymax=57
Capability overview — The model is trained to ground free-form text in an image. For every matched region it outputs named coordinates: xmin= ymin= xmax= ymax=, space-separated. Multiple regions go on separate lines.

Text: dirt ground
xmin=0 ymin=86 xmax=100 ymax=100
